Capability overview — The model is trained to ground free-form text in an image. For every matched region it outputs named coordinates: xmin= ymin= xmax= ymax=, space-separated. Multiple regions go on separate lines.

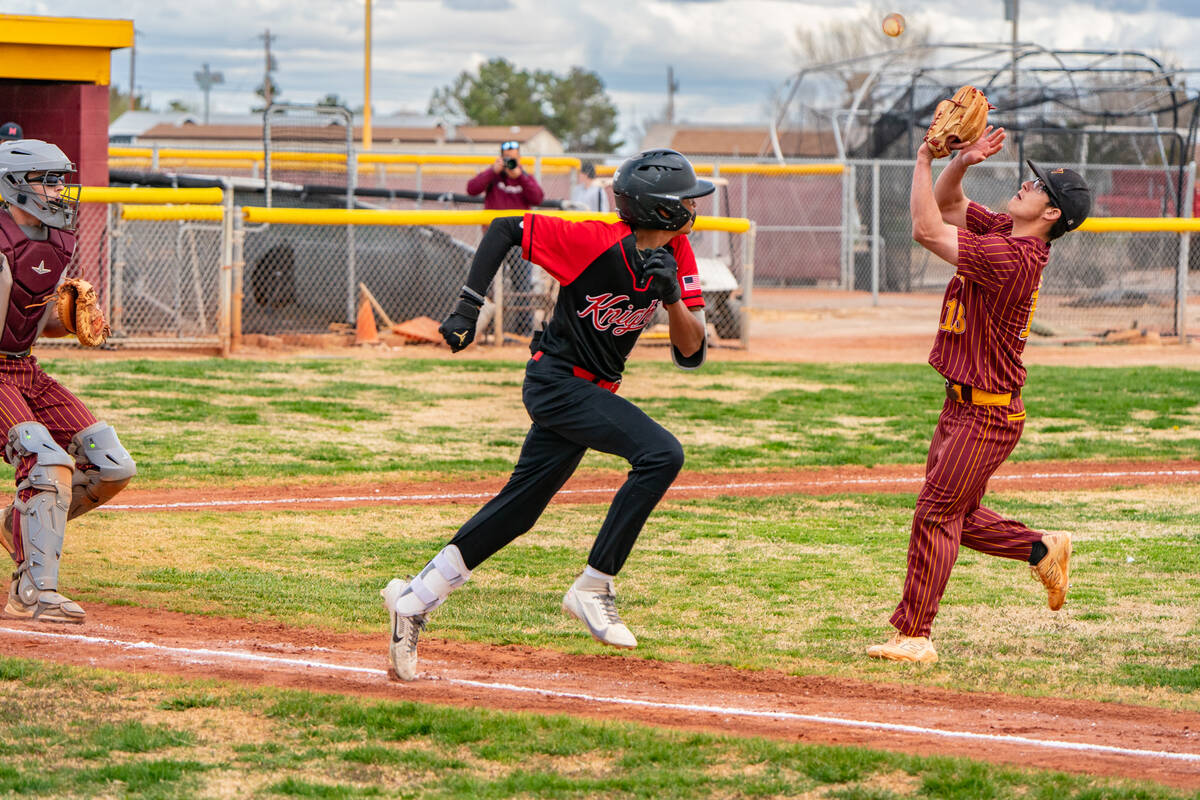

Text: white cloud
xmin=4 ymin=0 xmax=1200 ymax=147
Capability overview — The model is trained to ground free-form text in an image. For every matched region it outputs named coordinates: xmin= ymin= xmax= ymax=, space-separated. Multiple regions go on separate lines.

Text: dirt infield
xmin=1 ymin=457 xmax=1185 ymax=789
xmin=107 ymin=458 xmax=1200 ymax=513
xmin=2 ymin=603 xmax=1198 ymax=789
xmin=18 ymin=298 xmax=1198 ymax=789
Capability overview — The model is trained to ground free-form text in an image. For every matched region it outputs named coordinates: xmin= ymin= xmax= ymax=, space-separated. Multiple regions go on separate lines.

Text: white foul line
xmin=102 ymin=468 xmax=1200 ymax=512
xmin=1 ymin=625 xmax=1196 ymax=765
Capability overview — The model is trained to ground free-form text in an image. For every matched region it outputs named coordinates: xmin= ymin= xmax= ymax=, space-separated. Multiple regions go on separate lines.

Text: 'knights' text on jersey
xmin=521 ymin=214 xmax=705 ymax=382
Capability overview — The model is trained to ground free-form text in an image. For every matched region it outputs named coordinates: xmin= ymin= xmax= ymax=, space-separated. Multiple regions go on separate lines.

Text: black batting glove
xmin=641 ymin=247 xmax=681 ymax=305
xmin=439 ymin=287 xmax=485 ymax=352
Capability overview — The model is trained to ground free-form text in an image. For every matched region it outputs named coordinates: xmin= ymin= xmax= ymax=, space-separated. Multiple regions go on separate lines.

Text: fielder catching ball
xmin=0 ymin=139 xmax=136 ymax=624
xmin=381 ymin=148 xmax=711 ymax=681
xmin=867 ymin=118 xmax=1092 ymax=664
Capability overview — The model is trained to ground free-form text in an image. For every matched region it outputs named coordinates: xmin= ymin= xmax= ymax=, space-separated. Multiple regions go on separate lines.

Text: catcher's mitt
xmin=55 ymin=278 xmax=110 ymax=347
xmin=924 ymin=85 xmax=994 ymax=158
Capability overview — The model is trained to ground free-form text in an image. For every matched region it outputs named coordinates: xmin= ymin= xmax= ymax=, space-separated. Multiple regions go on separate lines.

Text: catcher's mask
xmin=1026 ymin=160 xmax=1091 ymax=240
xmin=613 ymin=148 xmax=714 ymax=231
xmin=0 ymin=139 xmax=80 ymax=231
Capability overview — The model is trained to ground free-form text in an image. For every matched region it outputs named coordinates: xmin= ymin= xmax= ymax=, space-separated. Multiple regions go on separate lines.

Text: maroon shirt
xmin=928 ymin=201 xmax=1048 ymax=393
xmin=0 ymin=212 xmax=76 ymax=354
xmin=522 ymin=215 xmax=704 ymax=382
xmin=467 ymin=167 xmax=545 ymax=210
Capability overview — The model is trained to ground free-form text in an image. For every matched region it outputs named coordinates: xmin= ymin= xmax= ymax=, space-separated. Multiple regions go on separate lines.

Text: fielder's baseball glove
xmin=56 ymin=278 xmax=110 ymax=347
xmin=924 ymin=85 xmax=994 ymax=158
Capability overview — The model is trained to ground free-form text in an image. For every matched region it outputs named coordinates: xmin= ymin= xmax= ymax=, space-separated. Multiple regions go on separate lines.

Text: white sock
xmin=583 ymin=565 xmax=614 ymax=582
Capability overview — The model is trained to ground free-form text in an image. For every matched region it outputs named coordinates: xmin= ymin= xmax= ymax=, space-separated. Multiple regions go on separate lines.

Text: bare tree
xmin=794 ymin=6 xmax=929 ymax=106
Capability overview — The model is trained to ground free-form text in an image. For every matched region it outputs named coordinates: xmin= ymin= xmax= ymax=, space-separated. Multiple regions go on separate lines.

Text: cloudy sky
xmin=8 ymin=0 xmax=1200 ymax=150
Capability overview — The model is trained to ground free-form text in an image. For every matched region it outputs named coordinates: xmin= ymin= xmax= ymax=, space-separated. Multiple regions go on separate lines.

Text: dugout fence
xmin=60 ymin=187 xmax=755 ymax=353
xmin=55 ymin=155 xmax=1198 ymax=354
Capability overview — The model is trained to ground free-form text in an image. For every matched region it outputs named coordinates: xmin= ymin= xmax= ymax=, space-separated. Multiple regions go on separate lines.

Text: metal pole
xmin=871 ymin=160 xmax=880 ymax=305
xmin=710 ymin=162 xmax=721 ymax=258
xmin=841 ymin=164 xmax=854 ymax=289
xmin=494 ymin=260 xmax=505 ymax=345
xmin=129 ymin=34 xmax=136 ymax=111
xmin=231 ymin=217 xmax=245 ymax=352
xmin=111 ymin=206 xmax=125 ymax=334
xmin=346 ymin=115 xmax=358 ymax=325
xmin=363 ymin=0 xmax=372 ymax=151
xmin=1011 ymin=0 xmax=1022 ymax=186
xmin=1178 ymin=161 xmax=1194 ymax=344
xmin=740 ymin=222 xmax=755 ymax=350
xmin=218 ymin=183 xmax=233 ymax=357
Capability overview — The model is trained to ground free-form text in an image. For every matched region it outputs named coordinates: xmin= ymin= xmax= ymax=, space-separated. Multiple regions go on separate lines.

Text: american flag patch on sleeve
xmin=682 ymin=274 xmax=701 ymax=293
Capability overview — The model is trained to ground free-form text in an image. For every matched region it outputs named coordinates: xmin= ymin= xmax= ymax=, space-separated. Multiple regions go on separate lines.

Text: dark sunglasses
xmin=500 ymin=140 xmax=520 ymax=151
xmin=29 ymin=173 xmax=66 ymax=187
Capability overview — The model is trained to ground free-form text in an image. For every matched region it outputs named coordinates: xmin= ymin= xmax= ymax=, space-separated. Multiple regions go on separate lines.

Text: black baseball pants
xmin=448 ymin=352 xmax=684 ymax=575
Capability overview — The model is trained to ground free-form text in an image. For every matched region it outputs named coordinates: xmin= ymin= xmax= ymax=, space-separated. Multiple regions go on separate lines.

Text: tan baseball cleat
xmin=1032 ymin=532 xmax=1071 ymax=611
xmin=5 ymin=579 xmax=85 ymax=624
xmin=867 ymin=632 xmax=938 ymax=663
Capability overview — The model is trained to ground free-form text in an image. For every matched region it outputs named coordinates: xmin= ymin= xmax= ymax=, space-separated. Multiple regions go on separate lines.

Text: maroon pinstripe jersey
xmin=521 ymin=214 xmax=704 ymax=382
xmin=928 ymin=201 xmax=1048 ymax=393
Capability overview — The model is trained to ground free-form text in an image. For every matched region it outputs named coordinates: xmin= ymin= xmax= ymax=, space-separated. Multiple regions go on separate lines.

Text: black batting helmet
xmin=612 ymin=148 xmax=714 ymax=231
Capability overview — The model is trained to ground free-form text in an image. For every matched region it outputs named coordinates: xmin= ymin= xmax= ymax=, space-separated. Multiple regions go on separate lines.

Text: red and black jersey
xmin=928 ymin=201 xmax=1049 ymax=393
xmin=521 ymin=214 xmax=705 ymax=382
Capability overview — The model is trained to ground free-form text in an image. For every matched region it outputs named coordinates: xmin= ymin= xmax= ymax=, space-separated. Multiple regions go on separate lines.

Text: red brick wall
xmin=0 ymin=81 xmax=109 ymax=285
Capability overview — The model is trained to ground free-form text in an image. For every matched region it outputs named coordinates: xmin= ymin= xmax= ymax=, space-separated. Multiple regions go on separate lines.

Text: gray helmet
xmin=0 ymin=139 xmax=80 ymax=230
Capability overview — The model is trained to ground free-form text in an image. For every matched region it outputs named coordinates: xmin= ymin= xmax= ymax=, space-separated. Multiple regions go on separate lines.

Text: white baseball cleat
xmin=562 ymin=572 xmax=637 ymax=649
xmin=381 ymin=579 xmax=427 ymax=681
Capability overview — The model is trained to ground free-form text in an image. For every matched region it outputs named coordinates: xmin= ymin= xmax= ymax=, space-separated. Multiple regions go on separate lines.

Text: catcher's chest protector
xmin=0 ymin=213 xmax=75 ymax=352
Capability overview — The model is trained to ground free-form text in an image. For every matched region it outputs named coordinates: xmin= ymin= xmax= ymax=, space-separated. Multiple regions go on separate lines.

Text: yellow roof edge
xmin=0 ymin=14 xmax=134 ymax=49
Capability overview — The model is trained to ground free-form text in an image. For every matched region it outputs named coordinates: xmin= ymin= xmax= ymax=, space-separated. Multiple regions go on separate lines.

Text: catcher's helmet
xmin=612 ymin=148 xmax=714 ymax=231
xmin=0 ymin=139 xmax=80 ymax=230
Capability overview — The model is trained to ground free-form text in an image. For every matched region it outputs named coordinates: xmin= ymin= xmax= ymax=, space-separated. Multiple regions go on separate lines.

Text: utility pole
xmin=363 ymin=0 xmax=372 ymax=150
xmin=194 ymin=63 xmax=224 ymax=124
xmin=129 ymin=32 xmax=136 ymax=111
xmin=1005 ymin=0 xmax=1021 ymax=183
xmin=666 ymin=66 xmax=679 ymax=124
xmin=259 ymin=28 xmax=278 ymax=106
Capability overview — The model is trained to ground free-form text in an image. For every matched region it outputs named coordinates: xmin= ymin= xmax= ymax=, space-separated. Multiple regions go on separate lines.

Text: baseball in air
xmin=882 ymin=13 xmax=905 ymax=37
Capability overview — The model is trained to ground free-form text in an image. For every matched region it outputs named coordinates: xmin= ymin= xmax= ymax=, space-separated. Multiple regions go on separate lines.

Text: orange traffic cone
xmin=355 ymin=296 xmax=379 ymax=344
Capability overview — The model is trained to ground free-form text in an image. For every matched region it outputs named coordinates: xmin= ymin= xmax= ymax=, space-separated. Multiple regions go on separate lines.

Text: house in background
xmin=109 ymin=110 xmax=562 ymax=154
xmin=640 ymin=122 xmax=838 ymax=159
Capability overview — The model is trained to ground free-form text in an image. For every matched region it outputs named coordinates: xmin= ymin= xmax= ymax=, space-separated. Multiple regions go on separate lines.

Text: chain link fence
xmin=240 ymin=208 xmax=753 ymax=347
xmin=847 ymin=160 xmax=1194 ymax=337
xmin=79 ymin=150 xmax=1199 ymax=350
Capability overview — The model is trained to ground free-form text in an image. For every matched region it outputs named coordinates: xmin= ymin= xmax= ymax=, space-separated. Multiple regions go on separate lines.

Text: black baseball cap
xmin=0 ymin=121 xmax=22 ymax=140
xmin=1026 ymin=159 xmax=1091 ymax=237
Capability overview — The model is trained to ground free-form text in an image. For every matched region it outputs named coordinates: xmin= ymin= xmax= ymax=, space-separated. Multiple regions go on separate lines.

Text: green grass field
xmin=0 ymin=356 xmax=1195 ymax=799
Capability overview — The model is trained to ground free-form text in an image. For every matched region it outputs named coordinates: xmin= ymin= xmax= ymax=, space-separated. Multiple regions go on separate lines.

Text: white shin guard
xmin=391 ymin=545 xmax=471 ymax=616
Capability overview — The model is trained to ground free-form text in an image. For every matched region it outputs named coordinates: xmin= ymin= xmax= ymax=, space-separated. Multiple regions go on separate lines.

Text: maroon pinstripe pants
xmin=0 ymin=357 xmax=98 ymax=562
xmin=889 ymin=396 xmax=1042 ymax=638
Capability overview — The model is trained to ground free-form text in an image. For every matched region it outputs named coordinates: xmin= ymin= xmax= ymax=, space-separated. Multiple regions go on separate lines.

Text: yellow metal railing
xmin=80 ymin=186 xmax=224 ymax=205
xmin=239 ymin=207 xmax=752 ymax=233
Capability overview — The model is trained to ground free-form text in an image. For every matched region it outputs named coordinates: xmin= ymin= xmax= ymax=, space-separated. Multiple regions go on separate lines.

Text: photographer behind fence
xmin=466 ymin=141 xmax=546 ymax=337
